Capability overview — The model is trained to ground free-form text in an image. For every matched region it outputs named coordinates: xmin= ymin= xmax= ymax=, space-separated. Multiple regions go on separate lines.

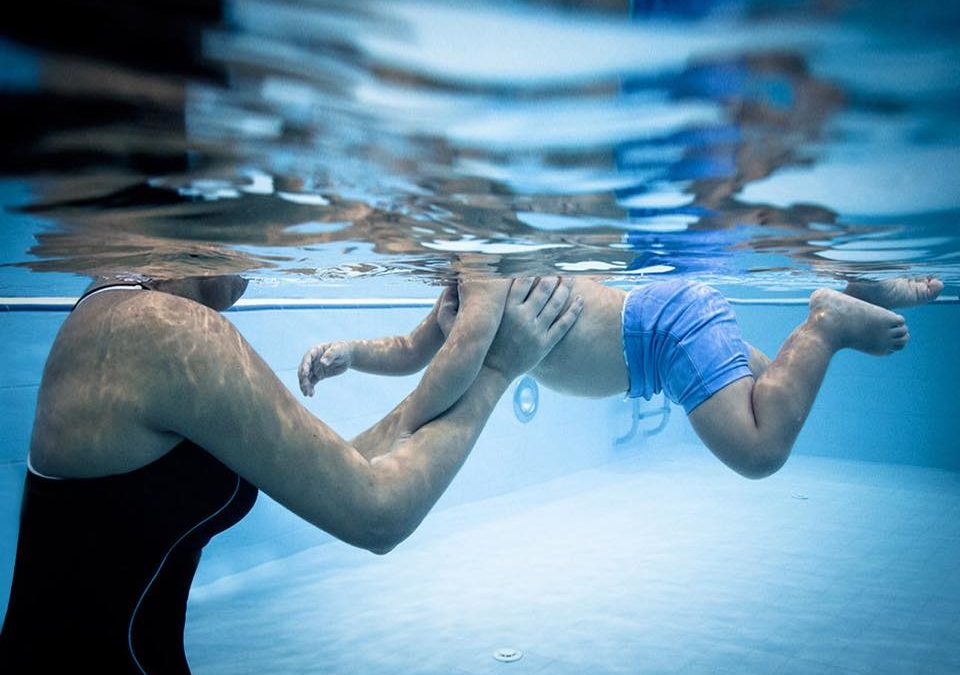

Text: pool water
xmin=1 ymin=0 xmax=959 ymax=673
xmin=187 ymin=446 xmax=960 ymax=675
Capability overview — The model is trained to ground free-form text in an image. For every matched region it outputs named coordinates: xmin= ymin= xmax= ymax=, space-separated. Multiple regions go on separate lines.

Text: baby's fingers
xmin=298 ymin=350 xmax=313 ymax=395
xmin=298 ymin=345 xmax=324 ymax=396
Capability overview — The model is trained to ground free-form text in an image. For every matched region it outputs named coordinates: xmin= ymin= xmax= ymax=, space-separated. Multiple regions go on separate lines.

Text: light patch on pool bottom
xmin=186 ymin=448 xmax=960 ymax=675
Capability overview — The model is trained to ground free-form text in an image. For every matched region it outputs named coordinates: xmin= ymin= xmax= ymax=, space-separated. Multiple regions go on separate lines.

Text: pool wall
xmin=1 ymin=300 xmax=957 ymax=618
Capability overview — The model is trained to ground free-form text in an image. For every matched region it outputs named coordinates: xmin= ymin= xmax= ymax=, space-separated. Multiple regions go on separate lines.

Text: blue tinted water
xmin=187 ymin=448 xmax=960 ymax=675
xmin=1 ymin=1 xmax=959 ymax=673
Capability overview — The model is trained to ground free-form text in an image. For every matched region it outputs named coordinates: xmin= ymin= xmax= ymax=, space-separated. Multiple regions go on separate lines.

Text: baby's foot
xmin=809 ymin=288 xmax=909 ymax=355
xmin=844 ymin=276 xmax=943 ymax=309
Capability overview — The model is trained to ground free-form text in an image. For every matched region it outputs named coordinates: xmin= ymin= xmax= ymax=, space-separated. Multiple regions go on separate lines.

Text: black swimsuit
xmin=0 ymin=286 xmax=258 ymax=674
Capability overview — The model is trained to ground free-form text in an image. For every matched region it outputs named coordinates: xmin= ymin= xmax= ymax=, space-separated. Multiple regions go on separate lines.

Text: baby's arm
xmin=299 ymin=278 xmax=519 ymax=434
xmin=298 ymin=287 xmax=451 ymax=396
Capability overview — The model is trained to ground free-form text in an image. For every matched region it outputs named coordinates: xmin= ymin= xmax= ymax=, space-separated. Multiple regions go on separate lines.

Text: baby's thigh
xmin=688 ymin=377 xmax=765 ymax=473
xmin=744 ymin=342 xmax=772 ymax=378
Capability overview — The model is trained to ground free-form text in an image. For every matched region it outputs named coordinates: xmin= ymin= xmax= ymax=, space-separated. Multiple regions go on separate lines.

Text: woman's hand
xmin=484 ymin=277 xmax=582 ymax=379
xmin=298 ymin=341 xmax=354 ymax=396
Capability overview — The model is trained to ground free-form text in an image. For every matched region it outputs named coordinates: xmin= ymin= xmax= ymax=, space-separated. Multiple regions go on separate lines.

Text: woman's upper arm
xmin=134 ymin=296 xmax=384 ymax=547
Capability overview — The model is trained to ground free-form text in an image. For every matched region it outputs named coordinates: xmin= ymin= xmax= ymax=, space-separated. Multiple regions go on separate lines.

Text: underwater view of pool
xmin=1 ymin=1 xmax=958 ymax=673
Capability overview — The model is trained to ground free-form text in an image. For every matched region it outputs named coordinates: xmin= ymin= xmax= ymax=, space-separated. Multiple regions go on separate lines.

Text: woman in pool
xmin=0 ymin=274 xmax=582 ymax=674
xmin=300 ymin=276 xmax=942 ymax=480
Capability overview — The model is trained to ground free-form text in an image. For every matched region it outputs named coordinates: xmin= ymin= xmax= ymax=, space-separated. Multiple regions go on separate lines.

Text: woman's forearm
xmin=344 ymin=277 xmax=579 ymax=553
xmin=361 ymin=365 xmax=512 ymax=552
xmin=347 ymin=327 xmax=501 ymax=461
xmin=395 ymin=280 xmax=509 ymax=434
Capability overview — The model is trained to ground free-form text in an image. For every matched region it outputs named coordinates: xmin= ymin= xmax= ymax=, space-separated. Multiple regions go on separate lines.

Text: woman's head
xmin=147 ymin=275 xmax=249 ymax=311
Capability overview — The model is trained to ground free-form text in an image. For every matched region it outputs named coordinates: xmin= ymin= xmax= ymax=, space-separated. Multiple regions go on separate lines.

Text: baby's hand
xmin=436 ymin=284 xmax=460 ymax=337
xmin=298 ymin=342 xmax=354 ymax=396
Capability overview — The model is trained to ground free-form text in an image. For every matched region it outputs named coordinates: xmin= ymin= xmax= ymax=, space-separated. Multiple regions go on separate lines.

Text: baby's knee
xmin=703 ymin=429 xmax=791 ymax=479
xmin=737 ymin=440 xmax=791 ymax=479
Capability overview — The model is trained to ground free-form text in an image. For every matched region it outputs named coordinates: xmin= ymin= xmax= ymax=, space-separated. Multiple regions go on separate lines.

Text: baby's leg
xmin=689 ymin=289 xmax=908 ymax=478
xmin=745 ymin=343 xmax=772 ymax=378
xmin=739 ymin=276 xmax=941 ymax=383
xmin=843 ymin=276 xmax=943 ymax=309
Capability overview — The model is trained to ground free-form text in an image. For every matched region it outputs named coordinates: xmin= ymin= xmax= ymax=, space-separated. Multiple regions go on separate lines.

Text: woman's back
xmin=0 ymin=440 xmax=257 ymax=674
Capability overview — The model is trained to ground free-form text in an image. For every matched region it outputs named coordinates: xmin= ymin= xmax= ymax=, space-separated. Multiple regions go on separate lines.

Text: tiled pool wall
xmin=1 ymin=300 xmax=957 ymax=617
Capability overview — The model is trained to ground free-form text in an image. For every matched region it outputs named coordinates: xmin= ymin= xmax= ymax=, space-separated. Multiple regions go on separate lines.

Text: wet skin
xmin=30 ymin=275 xmax=582 ymax=554
xmin=301 ymin=276 xmax=941 ymax=481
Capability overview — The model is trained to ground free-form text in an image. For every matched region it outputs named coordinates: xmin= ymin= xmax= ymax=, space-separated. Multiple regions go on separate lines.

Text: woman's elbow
xmin=366 ymin=540 xmax=399 ymax=556
xmin=359 ymin=504 xmax=408 ymax=554
xmin=350 ymin=481 xmax=417 ymax=555
xmin=337 ymin=514 xmax=406 ymax=555
xmin=358 ymin=518 xmax=411 ymax=556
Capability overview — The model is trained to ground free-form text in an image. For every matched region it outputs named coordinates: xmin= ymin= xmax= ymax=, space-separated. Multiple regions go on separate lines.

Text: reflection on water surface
xmin=1 ymin=0 xmax=958 ymax=293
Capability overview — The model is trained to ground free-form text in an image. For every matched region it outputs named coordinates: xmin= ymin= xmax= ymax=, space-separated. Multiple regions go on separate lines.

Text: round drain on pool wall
xmin=493 ymin=647 xmax=523 ymax=663
xmin=513 ymin=375 xmax=539 ymax=423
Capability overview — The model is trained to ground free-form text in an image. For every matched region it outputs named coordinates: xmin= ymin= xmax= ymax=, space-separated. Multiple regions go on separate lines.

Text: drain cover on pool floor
xmin=493 ymin=647 xmax=523 ymax=663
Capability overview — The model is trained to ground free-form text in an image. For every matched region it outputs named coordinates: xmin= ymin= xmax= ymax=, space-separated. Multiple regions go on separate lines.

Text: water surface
xmin=1 ymin=0 xmax=958 ymax=295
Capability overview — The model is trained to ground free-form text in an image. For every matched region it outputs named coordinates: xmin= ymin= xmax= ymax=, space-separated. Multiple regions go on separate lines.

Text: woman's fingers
xmin=546 ymin=295 xmax=583 ymax=345
xmin=484 ymin=276 xmax=581 ymax=378
xmin=524 ymin=276 xmax=561 ymax=317
xmin=508 ymin=277 xmax=536 ymax=304
xmin=537 ymin=277 xmax=573 ymax=323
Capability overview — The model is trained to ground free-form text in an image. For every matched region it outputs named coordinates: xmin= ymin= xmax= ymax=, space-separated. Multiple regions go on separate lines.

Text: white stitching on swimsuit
xmin=26 ymin=454 xmax=64 ymax=480
xmin=128 ymin=475 xmax=241 ymax=674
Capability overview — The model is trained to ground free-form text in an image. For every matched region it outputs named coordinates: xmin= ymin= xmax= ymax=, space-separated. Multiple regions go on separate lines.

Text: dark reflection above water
xmin=1 ymin=0 xmax=958 ymax=290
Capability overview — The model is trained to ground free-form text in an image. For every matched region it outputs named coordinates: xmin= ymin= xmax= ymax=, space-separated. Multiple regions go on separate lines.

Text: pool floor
xmin=186 ymin=444 xmax=960 ymax=674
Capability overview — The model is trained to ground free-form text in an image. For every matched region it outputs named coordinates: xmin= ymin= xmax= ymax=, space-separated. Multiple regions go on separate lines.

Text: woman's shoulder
xmin=43 ymin=289 xmax=243 ymax=419
xmin=64 ymin=288 xmax=232 ymax=347
xmin=33 ymin=290 xmax=231 ymax=477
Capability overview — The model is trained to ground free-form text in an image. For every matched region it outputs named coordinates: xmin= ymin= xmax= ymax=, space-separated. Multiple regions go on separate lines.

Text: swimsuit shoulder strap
xmin=72 ymin=283 xmax=145 ymax=311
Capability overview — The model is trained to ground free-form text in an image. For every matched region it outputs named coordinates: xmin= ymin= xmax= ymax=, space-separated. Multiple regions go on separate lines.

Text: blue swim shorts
xmin=622 ymin=279 xmax=753 ymax=414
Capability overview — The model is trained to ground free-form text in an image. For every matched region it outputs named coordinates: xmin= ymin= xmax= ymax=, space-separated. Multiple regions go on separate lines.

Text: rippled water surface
xmin=2 ymin=0 xmax=959 ymax=295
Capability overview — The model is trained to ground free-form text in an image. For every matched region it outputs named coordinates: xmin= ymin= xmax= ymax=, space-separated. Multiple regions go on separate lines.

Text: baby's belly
xmin=530 ymin=282 xmax=629 ymax=398
xmin=532 ymin=355 xmax=628 ymax=398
